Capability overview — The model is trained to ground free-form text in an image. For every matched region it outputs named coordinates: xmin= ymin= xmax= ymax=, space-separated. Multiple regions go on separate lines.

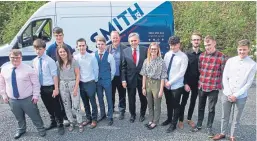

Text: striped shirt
xmin=198 ymin=50 xmax=226 ymax=92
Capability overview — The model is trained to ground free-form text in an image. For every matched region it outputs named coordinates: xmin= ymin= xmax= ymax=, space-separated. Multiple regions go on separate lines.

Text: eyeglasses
xmin=151 ymin=48 xmax=158 ymax=51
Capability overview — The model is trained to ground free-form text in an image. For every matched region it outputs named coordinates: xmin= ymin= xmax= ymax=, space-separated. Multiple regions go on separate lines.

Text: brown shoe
xmin=187 ymin=120 xmax=195 ymax=128
xmin=213 ymin=134 xmax=226 ymax=140
xmin=230 ymin=137 xmax=236 ymax=141
xmin=82 ymin=120 xmax=91 ymax=126
xmin=90 ymin=121 xmax=97 ymax=129
xmin=178 ymin=121 xmax=184 ymax=129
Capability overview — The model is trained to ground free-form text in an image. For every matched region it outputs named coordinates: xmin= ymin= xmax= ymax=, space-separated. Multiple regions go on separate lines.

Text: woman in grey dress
xmin=56 ymin=45 xmax=84 ymax=132
xmin=140 ymin=42 xmax=168 ymax=129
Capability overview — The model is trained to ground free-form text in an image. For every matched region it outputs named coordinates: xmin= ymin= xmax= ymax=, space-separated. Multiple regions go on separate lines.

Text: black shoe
xmin=38 ymin=131 xmax=46 ymax=137
xmin=129 ymin=116 xmax=135 ymax=123
xmin=98 ymin=115 xmax=106 ymax=122
xmin=58 ymin=124 xmax=65 ymax=135
xmin=108 ymin=119 xmax=113 ymax=126
xmin=14 ymin=132 xmax=26 ymax=139
xmin=161 ymin=119 xmax=171 ymax=126
xmin=166 ymin=125 xmax=176 ymax=133
xmin=207 ymin=128 xmax=214 ymax=138
xmin=191 ymin=126 xmax=202 ymax=132
xmin=119 ymin=113 xmax=125 ymax=120
xmin=45 ymin=122 xmax=57 ymax=130
xmin=139 ymin=115 xmax=145 ymax=122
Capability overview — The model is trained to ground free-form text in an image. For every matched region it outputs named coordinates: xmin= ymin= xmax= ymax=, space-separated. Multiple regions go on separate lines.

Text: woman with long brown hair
xmin=56 ymin=45 xmax=84 ymax=132
xmin=140 ymin=42 xmax=167 ymax=129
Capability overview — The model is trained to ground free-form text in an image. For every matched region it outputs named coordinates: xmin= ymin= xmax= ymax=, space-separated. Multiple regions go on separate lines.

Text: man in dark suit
xmin=106 ymin=31 xmax=128 ymax=120
xmin=121 ymin=32 xmax=147 ymax=123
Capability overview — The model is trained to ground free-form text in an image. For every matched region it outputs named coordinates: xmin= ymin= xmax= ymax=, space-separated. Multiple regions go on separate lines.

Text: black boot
xmin=58 ymin=123 xmax=65 ymax=135
xmin=45 ymin=121 xmax=57 ymax=130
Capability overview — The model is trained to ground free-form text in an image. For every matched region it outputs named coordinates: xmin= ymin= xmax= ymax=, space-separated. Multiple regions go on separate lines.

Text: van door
xmin=55 ymin=1 xmax=112 ymax=52
xmin=19 ymin=17 xmax=54 ymax=65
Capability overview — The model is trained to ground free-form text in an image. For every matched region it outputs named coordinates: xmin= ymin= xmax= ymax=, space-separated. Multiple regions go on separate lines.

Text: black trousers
xmin=197 ymin=89 xmax=219 ymax=128
xmin=164 ymin=87 xmax=184 ymax=126
xmin=41 ymin=85 xmax=63 ymax=124
xmin=127 ymin=81 xmax=147 ymax=117
xmin=112 ymin=76 xmax=126 ymax=114
xmin=179 ymin=83 xmax=198 ymax=121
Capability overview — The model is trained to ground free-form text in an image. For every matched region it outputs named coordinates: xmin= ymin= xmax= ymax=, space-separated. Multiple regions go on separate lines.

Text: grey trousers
xmin=60 ymin=80 xmax=83 ymax=124
xmin=221 ymin=94 xmax=247 ymax=137
xmin=9 ymin=96 xmax=45 ymax=133
xmin=146 ymin=78 xmax=162 ymax=124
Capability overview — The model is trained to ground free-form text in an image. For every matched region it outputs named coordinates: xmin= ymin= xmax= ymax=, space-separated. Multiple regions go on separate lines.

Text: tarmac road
xmin=0 ymin=83 xmax=256 ymax=141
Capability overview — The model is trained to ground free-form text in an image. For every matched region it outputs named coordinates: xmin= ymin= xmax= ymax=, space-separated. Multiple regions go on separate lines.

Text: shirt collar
xmin=189 ymin=48 xmax=202 ymax=54
xmin=98 ymin=50 xmax=106 ymax=55
xmin=38 ymin=53 xmax=47 ymax=59
xmin=132 ymin=46 xmax=139 ymax=51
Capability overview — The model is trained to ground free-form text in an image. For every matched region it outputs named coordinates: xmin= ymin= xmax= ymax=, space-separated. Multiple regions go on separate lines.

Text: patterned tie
xmin=99 ymin=54 xmax=103 ymax=60
xmin=38 ymin=57 xmax=43 ymax=85
xmin=132 ymin=48 xmax=137 ymax=64
xmin=167 ymin=54 xmax=175 ymax=80
xmin=12 ymin=67 xmax=19 ymax=98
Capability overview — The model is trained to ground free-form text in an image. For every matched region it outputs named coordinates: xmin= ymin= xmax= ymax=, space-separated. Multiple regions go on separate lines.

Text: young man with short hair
xmin=213 ymin=39 xmax=256 ymax=141
xmin=192 ymin=35 xmax=226 ymax=138
xmin=178 ymin=32 xmax=202 ymax=129
xmin=74 ymin=38 xmax=99 ymax=129
xmin=162 ymin=36 xmax=188 ymax=133
xmin=0 ymin=49 xmax=46 ymax=139
xmin=95 ymin=36 xmax=116 ymax=126
xmin=33 ymin=39 xmax=65 ymax=135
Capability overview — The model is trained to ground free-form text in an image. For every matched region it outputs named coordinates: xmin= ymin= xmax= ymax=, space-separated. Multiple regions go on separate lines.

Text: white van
xmin=0 ymin=1 xmax=174 ymax=67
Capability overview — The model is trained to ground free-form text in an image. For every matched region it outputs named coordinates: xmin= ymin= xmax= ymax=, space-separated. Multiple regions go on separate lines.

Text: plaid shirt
xmin=198 ymin=50 xmax=226 ymax=92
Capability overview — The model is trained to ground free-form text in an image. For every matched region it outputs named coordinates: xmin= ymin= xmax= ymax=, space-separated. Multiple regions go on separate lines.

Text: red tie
xmin=133 ymin=48 xmax=137 ymax=64
xmin=99 ymin=54 xmax=103 ymax=60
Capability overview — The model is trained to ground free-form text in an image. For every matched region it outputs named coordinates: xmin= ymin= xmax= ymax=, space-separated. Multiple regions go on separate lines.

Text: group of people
xmin=0 ymin=27 xmax=256 ymax=141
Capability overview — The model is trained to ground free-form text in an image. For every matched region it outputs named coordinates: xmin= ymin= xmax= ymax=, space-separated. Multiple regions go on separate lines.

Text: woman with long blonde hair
xmin=140 ymin=42 xmax=167 ymax=129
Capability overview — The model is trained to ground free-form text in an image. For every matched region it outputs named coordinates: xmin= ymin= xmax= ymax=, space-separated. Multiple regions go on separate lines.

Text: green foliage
xmin=0 ymin=1 xmax=47 ymax=44
xmin=173 ymin=1 xmax=256 ymax=58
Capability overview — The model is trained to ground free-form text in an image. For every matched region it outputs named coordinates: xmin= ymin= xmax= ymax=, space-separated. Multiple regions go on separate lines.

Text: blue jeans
xmin=96 ymin=82 xmax=113 ymax=119
xmin=79 ymin=81 xmax=98 ymax=121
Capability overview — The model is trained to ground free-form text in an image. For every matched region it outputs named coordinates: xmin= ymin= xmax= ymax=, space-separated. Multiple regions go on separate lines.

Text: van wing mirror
xmin=17 ymin=36 xmax=23 ymax=48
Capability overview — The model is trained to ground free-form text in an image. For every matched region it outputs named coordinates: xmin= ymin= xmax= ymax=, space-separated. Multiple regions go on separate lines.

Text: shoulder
xmin=47 ymin=43 xmax=55 ymax=50
xmin=120 ymin=43 xmax=128 ymax=49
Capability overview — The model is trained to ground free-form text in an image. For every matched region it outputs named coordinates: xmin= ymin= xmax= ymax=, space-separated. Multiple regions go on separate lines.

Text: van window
xmin=21 ymin=19 xmax=52 ymax=48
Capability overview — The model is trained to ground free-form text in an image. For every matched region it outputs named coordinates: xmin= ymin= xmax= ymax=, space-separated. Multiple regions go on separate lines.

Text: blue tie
xmin=38 ymin=57 xmax=43 ymax=85
xmin=167 ymin=54 xmax=175 ymax=80
xmin=12 ymin=67 xmax=19 ymax=98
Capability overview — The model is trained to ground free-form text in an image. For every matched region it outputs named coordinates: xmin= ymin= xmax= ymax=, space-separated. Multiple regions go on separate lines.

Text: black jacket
xmin=121 ymin=46 xmax=147 ymax=88
xmin=184 ymin=48 xmax=202 ymax=86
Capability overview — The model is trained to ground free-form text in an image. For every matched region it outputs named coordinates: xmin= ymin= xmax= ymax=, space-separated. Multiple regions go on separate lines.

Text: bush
xmin=173 ymin=1 xmax=256 ymax=58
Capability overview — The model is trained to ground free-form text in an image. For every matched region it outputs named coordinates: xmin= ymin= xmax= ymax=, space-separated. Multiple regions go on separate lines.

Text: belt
xmin=81 ymin=80 xmax=95 ymax=83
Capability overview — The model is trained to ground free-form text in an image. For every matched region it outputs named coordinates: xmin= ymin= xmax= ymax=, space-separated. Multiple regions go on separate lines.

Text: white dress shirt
xmin=74 ymin=52 xmax=99 ymax=82
xmin=164 ymin=50 xmax=188 ymax=90
xmin=222 ymin=56 xmax=256 ymax=99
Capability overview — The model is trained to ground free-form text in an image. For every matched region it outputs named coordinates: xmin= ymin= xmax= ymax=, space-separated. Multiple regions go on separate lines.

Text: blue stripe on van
xmin=111 ymin=1 xmax=174 ymax=55
xmin=0 ymin=55 xmax=36 ymax=68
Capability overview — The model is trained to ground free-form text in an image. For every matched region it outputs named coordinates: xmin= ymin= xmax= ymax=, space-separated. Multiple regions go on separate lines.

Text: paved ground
xmin=0 ymin=83 xmax=256 ymax=141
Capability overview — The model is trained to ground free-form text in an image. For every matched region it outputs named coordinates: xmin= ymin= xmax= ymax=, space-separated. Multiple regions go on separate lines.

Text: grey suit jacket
xmin=106 ymin=43 xmax=128 ymax=79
